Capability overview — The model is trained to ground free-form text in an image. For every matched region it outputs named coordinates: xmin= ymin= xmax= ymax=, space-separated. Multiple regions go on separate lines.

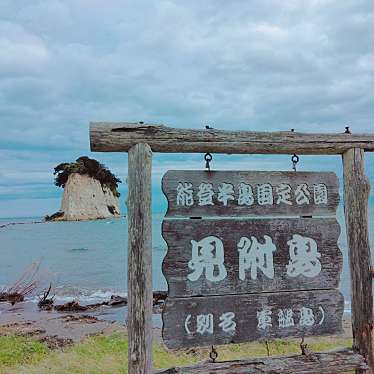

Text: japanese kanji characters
xmin=217 ymin=183 xmax=235 ymax=206
xmin=175 ymin=181 xmax=329 ymax=207
xmin=278 ymin=309 xmax=294 ymax=328
xmin=183 ymin=306 xmax=325 ymax=337
xmin=188 ymin=233 xmax=322 ymax=282
xmin=166 ymin=172 xmax=340 ymax=349
xmin=299 ymin=307 xmax=315 ymax=326
xmin=177 ymin=182 xmax=194 ymax=206
xmin=237 ymin=235 xmax=276 ymax=280
xmin=276 ymin=183 xmax=292 ymax=205
xmin=196 ymin=314 xmax=214 ymax=334
xmin=286 ymin=234 xmax=321 ymax=277
xmin=257 ymin=309 xmax=272 ymax=330
xmin=257 ymin=183 xmax=274 ymax=205
xmin=197 ymin=183 xmax=214 ymax=206
xmin=238 ymin=183 xmax=254 ymax=206
xmin=184 ymin=312 xmax=237 ymax=335
xmin=314 ymin=183 xmax=328 ymax=204
xmin=256 ymin=306 xmax=325 ymax=330
xmin=188 ymin=236 xmax=227 ymax=282
xmin=219 ymin=312 xmax=236 ymax=333
xmin=295 ymin=183 xmax=311 ymax=205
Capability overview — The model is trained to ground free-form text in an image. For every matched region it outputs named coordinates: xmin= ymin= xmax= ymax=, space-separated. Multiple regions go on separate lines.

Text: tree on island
xmin=54 ymin=156 xmax=121 ymax=196
xmin=46 ymin=157 xmax=122 ymax=221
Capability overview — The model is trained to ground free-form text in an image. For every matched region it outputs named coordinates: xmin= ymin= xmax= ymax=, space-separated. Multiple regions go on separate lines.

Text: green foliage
xmin=0 ymin=335 xmax=49 ymax=368
xmin=53 ymin=156 xmax=121 ymax=197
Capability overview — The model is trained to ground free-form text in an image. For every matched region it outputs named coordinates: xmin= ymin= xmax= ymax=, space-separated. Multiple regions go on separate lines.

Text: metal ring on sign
xmin=209 ymin=346 xmax=218 ymax=363
xmin=204 ymin=153 xmax=213 ymax=171
xmin=291 ymin=154 xmax=299 ymax=164
xmin=291 ymin=154 xmax=299 ymax=172
xmin=204 ymin=153 xmax=213 ymax=162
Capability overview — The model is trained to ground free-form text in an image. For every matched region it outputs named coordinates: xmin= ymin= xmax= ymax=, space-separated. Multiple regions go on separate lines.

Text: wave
xmin=24 ymin=286 xmax=353 ymax=314
xmin=27 ymin=286 xmax=127 ymax=305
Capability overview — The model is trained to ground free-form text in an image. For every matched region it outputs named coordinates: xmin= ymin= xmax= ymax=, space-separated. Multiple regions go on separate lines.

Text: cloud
xmin=0 ymin=21 xmax=49 ymax=77
xmin=0 ymin=0 xmax=373 ymax=216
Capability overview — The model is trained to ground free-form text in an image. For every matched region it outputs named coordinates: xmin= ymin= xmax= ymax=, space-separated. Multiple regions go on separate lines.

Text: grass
xmin=0 ymin=336 xmax=49 ymax=369
xmin=0 ymin=333 xmax=354 ymax=374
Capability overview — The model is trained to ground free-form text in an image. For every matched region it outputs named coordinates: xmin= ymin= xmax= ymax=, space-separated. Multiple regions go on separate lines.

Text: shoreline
xmin=0 ymin=215 xmax=128 ymax=229
xmin=0 ymin=299 xmax=352 ymax=349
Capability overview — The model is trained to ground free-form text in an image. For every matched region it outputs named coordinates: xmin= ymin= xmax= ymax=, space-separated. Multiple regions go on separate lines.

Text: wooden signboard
xmin=162 ymin=170 xmax=339 ymax=217
xmin=91 ymin=123 xmax=374 ymax=374
xmin=162 ymin=170 xmax=343 ymax=349
xmin=162 ymin=218 xmax=342 ymax=297
xmin=162 ymin=290 xmax=344 ymax=348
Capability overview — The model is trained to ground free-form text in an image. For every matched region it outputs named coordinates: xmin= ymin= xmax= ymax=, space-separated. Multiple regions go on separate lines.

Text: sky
xmin=0 ymin=0 xmax=373 ymax=217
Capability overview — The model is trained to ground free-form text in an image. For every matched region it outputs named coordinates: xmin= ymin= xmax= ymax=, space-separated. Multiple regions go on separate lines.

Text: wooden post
xmin=343 ymin=148 xmax=373 ymax=373
xmin=127 ymin=143 xmax=153 ymax=374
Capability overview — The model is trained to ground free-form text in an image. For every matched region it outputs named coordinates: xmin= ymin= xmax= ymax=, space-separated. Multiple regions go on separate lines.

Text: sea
xmin=1 ymin=208 xmax=373 ymax=321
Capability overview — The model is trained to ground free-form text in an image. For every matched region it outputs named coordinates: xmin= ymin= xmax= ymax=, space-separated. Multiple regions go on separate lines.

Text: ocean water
xmin=1 ymin=208 xmax=374 ymax=316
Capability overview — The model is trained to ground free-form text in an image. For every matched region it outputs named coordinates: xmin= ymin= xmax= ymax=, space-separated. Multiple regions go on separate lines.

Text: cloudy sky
xmin=0 ymin=0 xmax=373 ymax=217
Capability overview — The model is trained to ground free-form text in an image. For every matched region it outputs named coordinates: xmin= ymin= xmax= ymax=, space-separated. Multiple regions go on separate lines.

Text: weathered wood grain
xmin=127 ymin=143 xmax=153 ymax=374
xmin=155 ymin=349 xmax=367 ymax=374
xmin=162 ymin=170 xmax=339 ymax=217
xmin=162 ymin=290 xmax=344 ymax=349
xmin=90 ymin=122 xmax=374 ymax=154
xmin=162 ymin=218 xmax=342 ymax=297
xmin=343 ymin=148 xmax=373 ymax=373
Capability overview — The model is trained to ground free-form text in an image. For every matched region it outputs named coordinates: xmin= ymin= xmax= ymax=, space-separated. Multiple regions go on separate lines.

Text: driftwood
xmin=153 ymin=291 xmax=167 ymax=305
xmin=90 ymin=122 xmax=374 ymax=154
xmin=0 ymin=262 xmax=41 ymax=305
xmin=38 ymin=284 xmax=55 ymax=310
xmin=155 ymin=348 xmax=367 ymax=374
xmin=54 ymin=300 xmax=89 ymax=312
xmin=40 ymin=292 xmax=167 ymax=312
xmin=0 ymin=292 xmax=25 ymax=304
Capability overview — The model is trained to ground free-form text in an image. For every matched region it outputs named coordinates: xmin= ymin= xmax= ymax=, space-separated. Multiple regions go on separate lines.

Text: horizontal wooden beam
xmin=90 ymin=122 xmax=374 ymax=154
xmin=155 ymin=349 xmax=367 ymax=374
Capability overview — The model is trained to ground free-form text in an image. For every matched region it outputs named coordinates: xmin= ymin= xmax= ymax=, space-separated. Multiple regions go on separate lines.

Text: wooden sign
xmin=162 ymin=218 xmax=342 ymax=297
xmin=91 ymin=122 xmax=374 ymax=374
xmin=162 ymin=170 xmax=339 ymax=217
xmin=162 ymin=290 xmax=344 ymax=349
xmin=161 ymin=170 xmax=343 ymax=349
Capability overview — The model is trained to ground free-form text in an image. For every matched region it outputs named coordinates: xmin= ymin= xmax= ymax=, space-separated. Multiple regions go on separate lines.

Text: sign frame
xmin=89 ymin=122 xmax=373 ymax=374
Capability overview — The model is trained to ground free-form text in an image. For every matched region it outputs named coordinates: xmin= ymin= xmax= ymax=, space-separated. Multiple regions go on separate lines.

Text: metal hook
xmin=300 ymin=337 xmax=313 ymax=357
xmin=265 ymin=340 xmax=270 ymax=357
xmin=204 ymin=153 xmax=213 ymax=171
xmin=300 ymin=337 xmax=307 ymax=355
xmin=209 ymin=345 xmax=218 ymax=363
xmin=291 ymin=154 xmax=299 ymax=172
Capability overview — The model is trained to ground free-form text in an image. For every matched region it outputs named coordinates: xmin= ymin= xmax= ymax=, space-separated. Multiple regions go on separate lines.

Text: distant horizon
xmin=2 ymin=199 xmax=374 ymax=221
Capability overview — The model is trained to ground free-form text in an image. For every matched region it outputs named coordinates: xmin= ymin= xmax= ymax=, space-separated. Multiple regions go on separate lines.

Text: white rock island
xmin=46 ymin=156 xmax=121 ymax=221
